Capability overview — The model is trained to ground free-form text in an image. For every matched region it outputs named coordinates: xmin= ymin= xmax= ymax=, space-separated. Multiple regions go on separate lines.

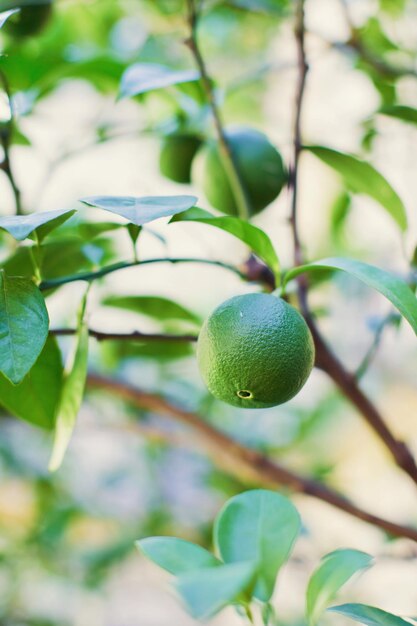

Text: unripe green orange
xmin=192 ymin=126 xmax=287 ymax=217
xmin=1 ymin=0 xmax=52 ymax=37
xmin=159 ymin=134 xmax=202 ymax=184
xmin=197 ymin=293 xmax=315 ymax=409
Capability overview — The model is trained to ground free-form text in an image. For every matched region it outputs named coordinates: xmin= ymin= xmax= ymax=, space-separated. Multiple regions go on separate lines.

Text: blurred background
xmin=0 ymin=0 xmax=417 ymax=624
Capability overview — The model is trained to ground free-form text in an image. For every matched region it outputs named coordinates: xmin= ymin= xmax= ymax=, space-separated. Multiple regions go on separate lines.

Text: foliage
xmin=0 ymin=0 xmax=416 ymax=624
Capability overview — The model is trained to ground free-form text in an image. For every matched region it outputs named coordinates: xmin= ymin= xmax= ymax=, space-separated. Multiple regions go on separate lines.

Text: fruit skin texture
xmin=159 ymin=134 xmax=202 ymax=184
xmin=192 ymin=126 xmax=287 ymax=217
xmin=1 ymin=0 xmax=52 ymax=37
xmin=197 ymin=293 xmax=315 ymax=409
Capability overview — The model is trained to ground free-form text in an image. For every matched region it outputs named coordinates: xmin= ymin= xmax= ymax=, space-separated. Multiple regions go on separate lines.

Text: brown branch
xmin=289 ymin=0 xmax=308 ymax=270
xmin=0 ymin=70 xmax=23 ymax=215
xmin=184 ymin=0 xmax=252 ymax=219
xmin=51 ymin=328 xmax=198 ymax=343
xmin=312 ymin=325 xmax=417 ymax=485
xmin=87 ymin=373 xmax=417 ymax=543
xmin=288 ymin=0 xmax=417 ymax=488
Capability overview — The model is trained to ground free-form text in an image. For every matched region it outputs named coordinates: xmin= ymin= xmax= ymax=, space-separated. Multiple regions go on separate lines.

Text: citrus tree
xmin=0 ymin=0 xmax=417 ymax=624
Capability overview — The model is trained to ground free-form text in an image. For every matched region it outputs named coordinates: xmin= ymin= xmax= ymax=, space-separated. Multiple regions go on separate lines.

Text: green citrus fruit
xmin=159 ymin=134 xmax=202 ymax=184
xmin=197 ymin=293 xmax=315 ymax=409
xmin=1 ymin=0 xmax=52 ymax=37
xmin=192 ymin=126 xmax=287 ymax=217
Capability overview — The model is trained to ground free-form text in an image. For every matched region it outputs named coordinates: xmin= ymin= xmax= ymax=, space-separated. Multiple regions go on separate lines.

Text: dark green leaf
xmin=379 ymin=105 xmax=417 ymax=126
xmin=127 ymin=223 xmax=141 ymax=246
xmin=137 ymin=537 xmax=220 ymax=575
xmin=214 ymin=489 xmax=300 ymax=602
xmin=80 ymin=195 xmax=198 ymax=226
xmin=0 ymin=209 xmax=76 ymax=242
xmin=120 ymin=63 xmax=200 ymax=99
xmin=171 ymin=207 xmax=280 ymax=278
xmin=306 ymin=146 xmax=407 ymax=231
xmin=103 ymin=295 xmax=201 ymax=326
xmin=284 ymin=257 xmax=417 ymax=336
xmin=0 ymin=336 xmax=62 ymax=430
xmin=49 ymin=323 xmax=89 ymax=471
xmin=176 ymin=561 xmax=256 ymax=620
xmin=328 ymin=604 xmax=413 ymax=626
xmin=0 ymin=271 xmax=49 ymax=384
xmin=306 ymin=549 xmax=374 ymax=626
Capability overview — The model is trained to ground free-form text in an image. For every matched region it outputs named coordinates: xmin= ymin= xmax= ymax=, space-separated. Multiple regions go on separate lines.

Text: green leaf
xmin=171 ymin=207 xmax=280 ymax=278
xmin=176 ymin=561 xmax=256 ymax=620
xmin=0 ymin=336 xmax=62 ymax=430
xmin=0 ymin=209 xmax=76 ymax=243
xmin=306 ymin=549 xmax=374 ymax=626
xmin=284 ymin=257 xmax=417 ymax=336
xmin=328 ymin=604 xmax=413 ymax=626
xmin=48 ymin=323 xmax=89 ymax=472
xmin=379 ymin=105 xmax=417 ymax=126
xmin=306 ymin=146 xmax=407 ymax=231
xmin=0 ymin=271 xmax=49 ymax=385
xmin=103 ymin=295 xmax=201 ymax=326
xmin=120 ymin=63 xmax=200 ymax=99
xmin=102 ymin=339 xmax=193 ymax=364
xmin=77 ymin=221 xmax=123 ymax=240
xmin=228 ymin=0 xmax=288 ymax=14
xmin=80 ymin=195 xmax=198 ymax=226
xmin=214 ymin=489 xmax=300 ymax=602
xmin=0 ymin=8 xmax=18 ymax=29
xmin=137 ymin=537 xmax=220 ymax=575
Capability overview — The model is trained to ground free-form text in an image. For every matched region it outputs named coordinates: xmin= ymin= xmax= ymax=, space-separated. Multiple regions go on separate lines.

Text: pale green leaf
xmin=214 ymin=489 xmax=300 ymax=602
xmin=328 ymin=604 xmax=413 ymax=626
xmin=171 ymin=207 xmax=280 ymax=278
xmin=176 ymin=561 xmax=256 ymax=620
xmin=80 ymin=195 xmax=197 ymax=226
xmin=137 ymin=537 xmax=220 ymax=575
xmin=306 ymin=146 xmax=407 ymax=231
xmin=48 ymin=323 xmax=89 ymax=471
xmin=0 ymin=209 xmax=76 ymax=242
xmin=284 ymin=257 xmax=417 ymax=335
xmin=0 ymin=8 xmax=18 ymax=29
xmin=307 ymin=549 xmax=374 ymax=626
xmin=120 ymin=63 xmax=200 ymax=99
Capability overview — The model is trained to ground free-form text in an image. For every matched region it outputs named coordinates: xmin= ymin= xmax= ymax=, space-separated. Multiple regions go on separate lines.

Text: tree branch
xmin=184 ymin=0 xmax=252 ymax=220
xmin=0 ymin=70 xmax=23 ymax=215
xmin=39 ymin=257 xmax=247 ymax=291
xmin=312 ymin=326 xmax=417 ymax=485
xmin=290 ymin=0 xmax=308 ymax=270
xmin=287 ymin=0 xmax=417 ymax=487
xmin=51 ymin=328 xmax=198 ymax=343
xmin=87 ymin=373 xmax=417 ymax=543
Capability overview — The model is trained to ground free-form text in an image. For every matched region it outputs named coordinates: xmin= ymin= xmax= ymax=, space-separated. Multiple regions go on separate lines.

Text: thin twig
xmin=51 ymin=328 xmax=198 ymax=343
xmin=184 ymin=0 xmax=252 ymax=219
xmin=337 ymin=0 xmax=417 ymax=79
xmin=287 ymin=0 xmax=417 ymax=486
xmin=39 ymin=257 xmax=247 ymax=291
xmin=289 ymin=0 xmax=308 ymax=270
xmin=87 ymin=373 xmax=417 ymax=543
xmin=0 ymin=70 xmax=23 ymax=215
xmin=312 ymin=325 xmax=417 ymax=485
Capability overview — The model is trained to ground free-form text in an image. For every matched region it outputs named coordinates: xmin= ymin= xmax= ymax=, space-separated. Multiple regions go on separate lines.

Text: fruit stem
xmin=184 ymin=0 xmax=252 ymax=220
